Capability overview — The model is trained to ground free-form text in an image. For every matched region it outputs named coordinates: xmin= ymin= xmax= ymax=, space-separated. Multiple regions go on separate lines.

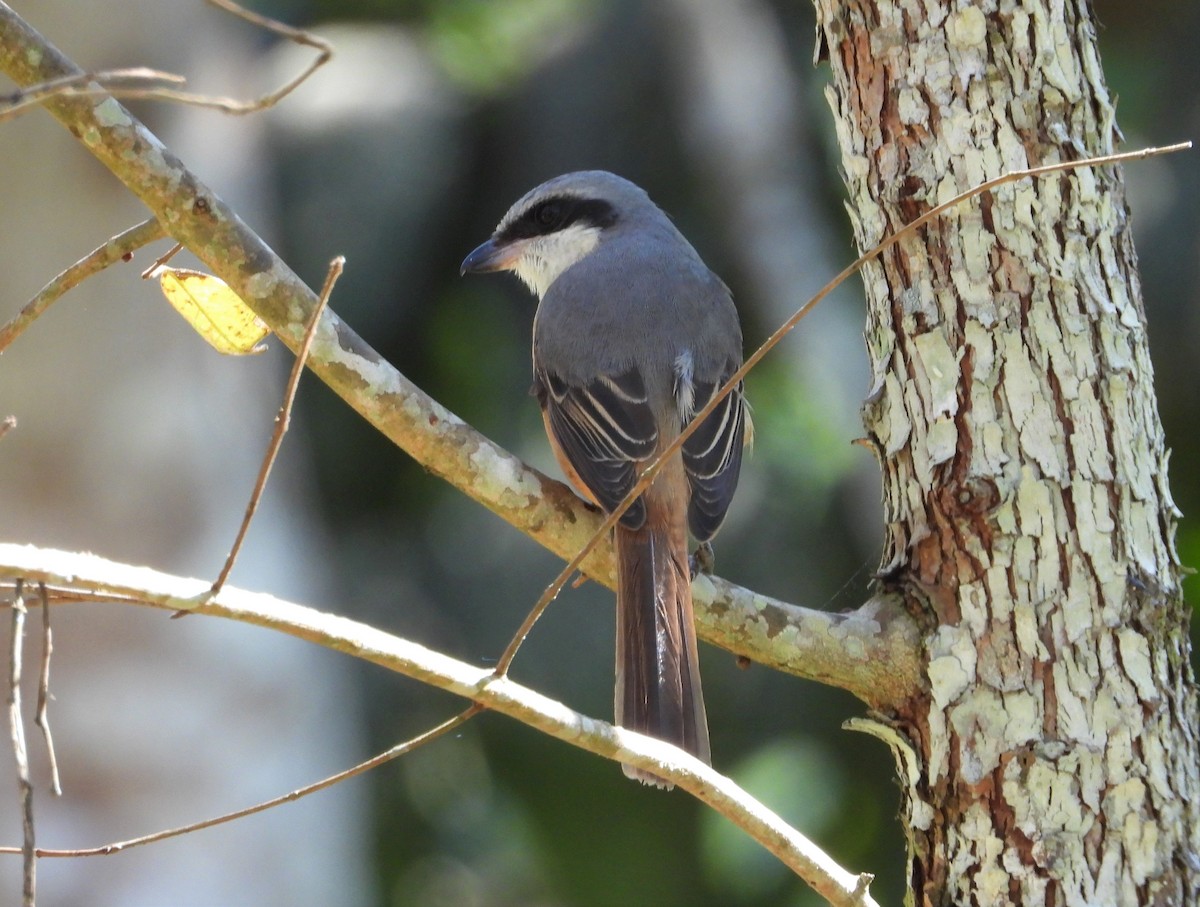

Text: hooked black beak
xmin=460 ymin=237 xmax=521 ymax=276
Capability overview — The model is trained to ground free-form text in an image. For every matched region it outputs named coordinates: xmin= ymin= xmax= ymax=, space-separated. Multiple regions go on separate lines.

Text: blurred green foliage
xmin=427 ymin=0 xmax=598 ymax=92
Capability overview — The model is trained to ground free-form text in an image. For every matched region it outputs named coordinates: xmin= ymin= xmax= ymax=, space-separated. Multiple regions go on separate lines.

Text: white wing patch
xmin=673 ymin=349 xmax=695 ymax=423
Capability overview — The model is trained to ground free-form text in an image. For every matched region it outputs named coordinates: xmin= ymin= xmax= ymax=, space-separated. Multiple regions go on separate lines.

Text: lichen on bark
xmin=814 ymin=0 xmax=1200 ymax=902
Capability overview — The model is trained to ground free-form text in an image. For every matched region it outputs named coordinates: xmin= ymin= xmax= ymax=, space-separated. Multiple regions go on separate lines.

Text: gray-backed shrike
xmin=462 ymin=171 xmax=747 ymax=785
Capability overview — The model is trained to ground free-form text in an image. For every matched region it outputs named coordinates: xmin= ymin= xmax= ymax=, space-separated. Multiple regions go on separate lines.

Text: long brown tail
xmin=614 ymin=500 xmax=710 ymax=786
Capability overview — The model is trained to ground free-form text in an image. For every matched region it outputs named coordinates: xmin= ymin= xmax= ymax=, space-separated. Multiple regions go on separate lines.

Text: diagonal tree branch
xmin=0 ymin=544 xmax=880 ymax=907
xmin=0 ymin=3 xmax=921 ymax=710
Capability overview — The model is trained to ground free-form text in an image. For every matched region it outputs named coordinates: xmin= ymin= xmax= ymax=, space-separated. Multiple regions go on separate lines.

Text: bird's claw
xmin=689 ymin=541 xmax=715 ymax=579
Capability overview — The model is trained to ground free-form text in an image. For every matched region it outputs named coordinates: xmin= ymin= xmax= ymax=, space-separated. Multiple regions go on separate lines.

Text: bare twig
xmin=0 ymin=67 xmax=184 ymax=121
xmin=0 ymin=549 xmax=878 ymax=906
xmin=0 ymin=219 xmax=167 ymax=355
xmin=0 ymin=704 xmax=479 ymax=859
xmin=0 ymin=1 xmax=330 ymax=121
xmin=0 ymin=417 xmax=15 ymax=441
xmin=7 ymin=579 xmax=34 ymax=906
xmin=140 ymin=243 xmax=184 ymax=279
xmin=192 ymin=0 xmax=333 ymax=115
xmin=33 ymin=584 xmax=59 ymax=797
xmin=491 ymin=140 xmax=1194 ymax=675
xmin=196 ymin=256 xmax=344 ymax=605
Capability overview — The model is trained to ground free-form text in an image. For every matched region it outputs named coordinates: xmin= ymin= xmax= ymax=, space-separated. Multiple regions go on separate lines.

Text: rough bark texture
xmin=813 ymin=0 xmax=1200 ymax=903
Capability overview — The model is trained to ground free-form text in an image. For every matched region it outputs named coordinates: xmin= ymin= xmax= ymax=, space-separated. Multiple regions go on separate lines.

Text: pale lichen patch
xmin=1053 ymin=660 xmax=1091 ymax=745
xmin=913 ymin=330 xmax=961 ymax=418
xmin=467 ymin=441 xmax=542 ymax=503
xmin=898 ymin=86 xmax=929 ymax=124
xmin=245 ymin=268 xmax=281 ymax=302
xmin=1061 ymin=556 xmax=1095 ymax=644
xmin=929 ymin=648 xmax=972 ymax=710
xmin=1001 ymin=334 xmax=1062 ymax=477
xmin=925 ymin=417 xmax=958 ymax=468
xmin=881 ymin=372 xmax=913 ymax=455
xmin=1014 ymin=468 xmax=1053 ymax=539
xmin=951 ymin=803 xmax=1009 ymax=900
xmin=1070 ymin=380 xmax=1114 ymax=481
xmin=93 ymin=96 xmax=131 ymax=128
xmin=1012 ymin=598 xmax=1042 ymax=660
xmin=951 ymin=688 xmax=1015 ymax=782
xmin=1115 ymin=628 xmax=1157 ymax=704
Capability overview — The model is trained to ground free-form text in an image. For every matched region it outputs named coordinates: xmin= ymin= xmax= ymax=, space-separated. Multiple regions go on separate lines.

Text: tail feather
xmin=615 ymin=517 xmax=710 ymax=786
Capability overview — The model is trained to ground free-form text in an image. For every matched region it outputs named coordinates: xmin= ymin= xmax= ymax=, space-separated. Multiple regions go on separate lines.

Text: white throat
xmin=514 ymin=223 xmax=603 ymax=298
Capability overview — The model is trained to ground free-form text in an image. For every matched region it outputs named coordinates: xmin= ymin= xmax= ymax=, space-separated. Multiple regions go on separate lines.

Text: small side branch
xmin=195 ymin=0 xmax=333 ymax=115
xmin=0 ymin=67 xmax=184 ymax=121
xmin=33 ymin=584 xmax=60 ymax=796
xmin=6 ymin=580 xmax=34 ymax=906
xmin=199 ymin=257 xmax=344 ymax=603
xmin=0 ymin=1 xmax=330 ymax=121
xmin=0 ymin=218 xmax=166 ymax=355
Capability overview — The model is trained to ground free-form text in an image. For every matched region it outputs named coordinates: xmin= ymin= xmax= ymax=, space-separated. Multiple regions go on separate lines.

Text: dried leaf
xmin=155 ymin=267 xmax=269 ymax=355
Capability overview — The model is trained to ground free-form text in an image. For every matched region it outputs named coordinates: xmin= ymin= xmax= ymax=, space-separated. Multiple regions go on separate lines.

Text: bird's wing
xmin=534 ymin=366 xmax=658 ymax=529
xmin=681 ymin=364 xmax=747 ymax=542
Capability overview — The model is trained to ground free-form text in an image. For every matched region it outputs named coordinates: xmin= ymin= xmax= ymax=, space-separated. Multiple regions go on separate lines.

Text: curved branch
xmin=0 ymin=543 xmax=879 ymax=907
xmin=0 ymin=5 xmax=921 ymax=709
xmin=0 ymin=218 xmax=166 ymax=354
xmin=696 ymin=579 xmax=922 ymax=709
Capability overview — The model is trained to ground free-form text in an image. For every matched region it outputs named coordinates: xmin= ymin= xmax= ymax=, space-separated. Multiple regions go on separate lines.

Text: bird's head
xmin=460 ymin=171 xmax=652 ymax=298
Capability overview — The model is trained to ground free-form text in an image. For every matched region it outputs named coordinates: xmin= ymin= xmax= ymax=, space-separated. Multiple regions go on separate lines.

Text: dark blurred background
xmin=1 ymin=1 xmax=1196 ymax=905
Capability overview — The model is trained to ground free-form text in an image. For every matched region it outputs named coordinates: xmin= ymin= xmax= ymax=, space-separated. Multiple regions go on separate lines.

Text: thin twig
xmin=0 ymin=417 xmax=15 ymax=441
xmin=193 ymin=0 xmax=333 ymax=115
xmin=139 ymin=242 xmax=184 ymax=279
xmin=0 ymin=67 xmax=184 ymax=122
xmin=33 ymin=584 xmax=59 ymax=797
xmin=7 ymin=579 xmax=34 ymax=906
xmin=0 ymin=219 xmax=167 ymax=355
xmin=0 ymin=0 xmax=331 ymax=121
xmin=197 ymin=256 xmax=344 ymax=605
xmin=0 ymin=704 xmax=479 ymax=859
xmin=492 ymin=139 xmax=1193 ymax=675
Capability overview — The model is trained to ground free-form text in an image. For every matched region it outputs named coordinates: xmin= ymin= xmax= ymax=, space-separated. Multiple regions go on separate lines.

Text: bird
xmin=461 ymin=171 xmax=747 ymax=785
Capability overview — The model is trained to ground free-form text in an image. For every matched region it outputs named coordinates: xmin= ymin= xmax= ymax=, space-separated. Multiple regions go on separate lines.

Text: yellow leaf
xmin=155 ymin=267 xmax=270 ymax=355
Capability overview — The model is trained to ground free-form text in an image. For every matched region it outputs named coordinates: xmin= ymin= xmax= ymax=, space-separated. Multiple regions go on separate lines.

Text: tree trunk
xmin=812 ymin=0 xmax=1200 ymax=903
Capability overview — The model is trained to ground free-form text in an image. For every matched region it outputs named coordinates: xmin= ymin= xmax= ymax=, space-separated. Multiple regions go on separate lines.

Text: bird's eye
xmin=534 ymin=201 xmax=564 ymax=228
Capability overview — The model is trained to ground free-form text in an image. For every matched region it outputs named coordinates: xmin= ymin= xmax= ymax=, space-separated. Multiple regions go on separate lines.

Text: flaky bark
xmin=814 ymin=0 xmax=1200 ymax=903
